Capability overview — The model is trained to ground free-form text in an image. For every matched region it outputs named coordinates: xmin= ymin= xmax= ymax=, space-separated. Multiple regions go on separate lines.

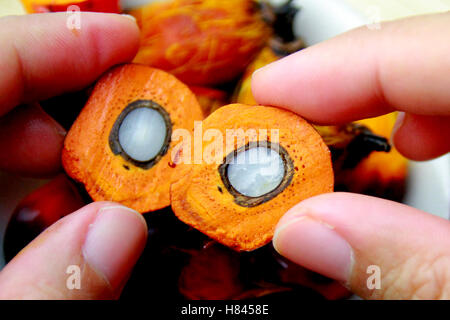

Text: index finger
xmin=252 ymin=13 xmax=450 ymax=124
xmin=0 ymin=12 xmax=140 ymax=116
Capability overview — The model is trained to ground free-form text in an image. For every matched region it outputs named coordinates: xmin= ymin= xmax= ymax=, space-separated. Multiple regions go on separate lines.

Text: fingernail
xmin=273 ymin=215 xmax=353 ymax=284
xmin=82 ymin=205 xmax=147 ymax=290
xmin=121 ymin=14 xmax=136 ymax=22
xmin=390 ymin=112 xmax=405 ymax=146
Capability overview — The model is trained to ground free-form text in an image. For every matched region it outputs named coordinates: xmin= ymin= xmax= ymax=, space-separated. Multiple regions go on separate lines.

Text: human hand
xmin=0 ymin=13 xmax=148 ymax=299
xmin=252 ymin=12 xmax=450 ymax=299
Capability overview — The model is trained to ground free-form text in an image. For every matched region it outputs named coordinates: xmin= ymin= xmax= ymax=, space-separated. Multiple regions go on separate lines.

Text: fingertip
xmin=60 ymin=13 xmax=141 ymax=84
xmin=251 ymin=61 xmax=277 ymax=105
xmin=252 ymin=14 xmax=450 ymax=124
xmin=273 ymin=193 xmax=450 ymax=299
xmin=392 ymin=113 xmax=450 ymax=161
xmin=251 ymin=53 xmax=306 ymax=113
xmin=250 ymin=45 xmax=389 ymax=124
xmin=85 ymin=13 xmax=140 ymax=65
xmin=82 ymin=204 xmax=147 ymax=290
xmin=0 ymin=13 xmax=141 ymax=113
xmin=273 ymin=206 xmax=353 ymax=284
xmin=0 ymin=202 xmax=147 ymax=299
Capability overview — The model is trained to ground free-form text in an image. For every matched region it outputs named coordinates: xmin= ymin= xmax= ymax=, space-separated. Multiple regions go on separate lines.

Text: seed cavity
xmin=227 ymin=147 xmax=285 ymax=197
xmin=109 ymin=100 xmax=172 ymax=169
xmin=219 ymin=142 xmax=294 ymax=207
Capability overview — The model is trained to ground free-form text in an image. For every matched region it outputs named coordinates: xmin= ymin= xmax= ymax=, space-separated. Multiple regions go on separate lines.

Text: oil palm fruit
xmin=171 ymin=104 xmax=334 ymax=251
xmin=62 ymin=64 xmax=203 ymax=213
xmin=130 ymin=0 xmax=272 ymax=86
xmin=3 ymin=174 xmax=85 ymax=262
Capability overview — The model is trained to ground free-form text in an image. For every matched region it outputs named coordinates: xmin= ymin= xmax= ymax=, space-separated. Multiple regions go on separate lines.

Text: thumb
xmin=0 ymin=202 xmax=147 ymax=299
xmin=273 ymin=193 xmax=450 ymax=299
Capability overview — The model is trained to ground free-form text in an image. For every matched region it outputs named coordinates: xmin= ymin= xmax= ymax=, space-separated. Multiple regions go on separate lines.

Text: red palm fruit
xmin=178 ymin=243 xmax=245 ymax=300
xmin=131 ymin=0 xmax=272 ymax=86
xmin=3 ymin=174 xmax=85 ymax=262
xmin=20 ymin=0 xmax=120 ymax=13
xmin=239 ymin=244 xmax=351 ymax=300
xmin=87 ymin=0 xmax=120 ymax=12
xmin=178 ymin=242 xmax=349 ymax=300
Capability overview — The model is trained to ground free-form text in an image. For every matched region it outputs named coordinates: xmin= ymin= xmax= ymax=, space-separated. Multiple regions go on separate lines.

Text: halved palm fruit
xmin=171 ymin=104 xmax=334 ymax=251
xmin=62 ymin=64 xmax=203 ymax=213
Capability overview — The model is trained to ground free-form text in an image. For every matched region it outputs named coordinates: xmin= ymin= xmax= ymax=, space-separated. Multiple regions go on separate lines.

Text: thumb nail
xmin=252 ymin=62 xmax=273 ymax=80
xmin=273 ymin=214 xmax=353 ymax=284
xmin=120 ymin=14 xmax=137 ymax=22
xmin=82 ymin=205 xmax=147 ymax=290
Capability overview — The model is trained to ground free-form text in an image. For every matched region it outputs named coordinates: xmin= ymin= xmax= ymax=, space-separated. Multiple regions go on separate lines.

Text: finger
xmin=0 ymin=12 xmax=139 ymax=116
xmin=0 ymin=103 xmax=66 ymax=177
xmin=273 ymin=193 xmax=450 ymax=299
xmin=0 ymin=202 xmax=147 ymax=299
xmin=252 ymin=13 xmax=450 ymax=124
xmin=393 ymin=113 xmax=450 ymax=161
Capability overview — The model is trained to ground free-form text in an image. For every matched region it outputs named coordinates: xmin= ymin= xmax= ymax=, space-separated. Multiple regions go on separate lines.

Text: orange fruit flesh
xmin=171 ymin=104 xmax=334 ymax=251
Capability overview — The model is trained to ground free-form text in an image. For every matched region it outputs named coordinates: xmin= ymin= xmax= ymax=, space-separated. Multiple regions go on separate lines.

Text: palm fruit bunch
xmin=5 ymin=0 xmax=407 ymax=301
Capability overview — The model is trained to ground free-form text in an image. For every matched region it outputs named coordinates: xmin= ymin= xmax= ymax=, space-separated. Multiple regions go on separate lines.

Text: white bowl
xmin=0 ymin=0 xmax=449 ymax=269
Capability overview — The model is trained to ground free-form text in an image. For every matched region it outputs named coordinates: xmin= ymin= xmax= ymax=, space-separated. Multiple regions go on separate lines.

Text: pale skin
xmin=0 ymin=12 xmax=448 ymax=299
xmin=0 ymin=13 xmax=148 ymax=299
xmin=253 ymin=12 xmax=450 ymax=299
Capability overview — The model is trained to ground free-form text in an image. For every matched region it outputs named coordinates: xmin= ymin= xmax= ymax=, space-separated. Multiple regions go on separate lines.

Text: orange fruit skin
xmin=62 ymin=64 xmax=203 ymax=213
xmin=131 ymin=0 xmax=271 ymax=86
xmin=171 ymin=104 xmax=334 ymax=251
